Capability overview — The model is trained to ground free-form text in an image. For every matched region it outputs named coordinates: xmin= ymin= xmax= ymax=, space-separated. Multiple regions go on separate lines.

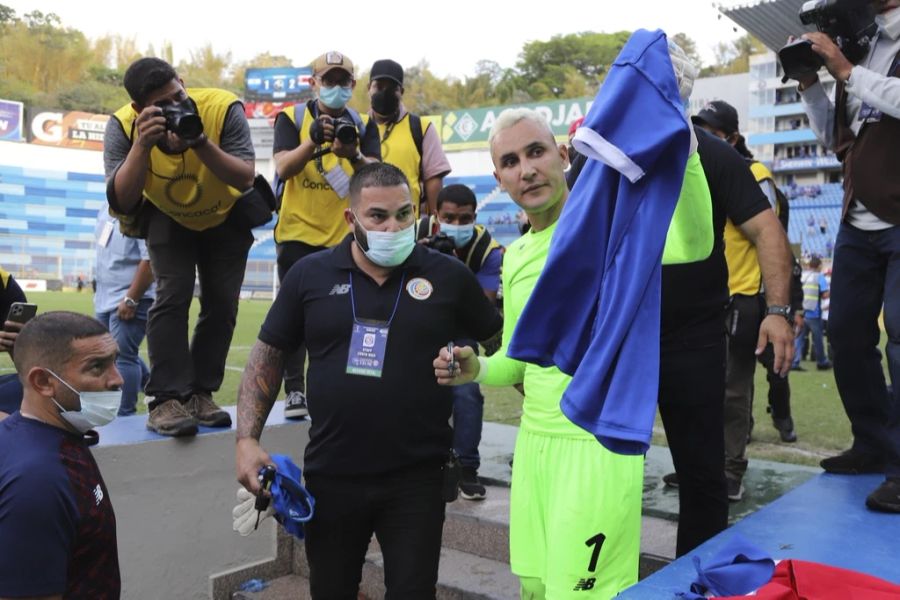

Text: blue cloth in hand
xmin=270 ymin=454 xmax=315 ymax=539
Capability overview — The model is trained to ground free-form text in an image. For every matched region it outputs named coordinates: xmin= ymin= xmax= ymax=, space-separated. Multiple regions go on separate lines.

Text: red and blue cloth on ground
xmin=715 ymin=560 xmax=900 ymax=599
xmin=679 ymin=533 xmax=900 ymax=599
xmin=506 ymin=28 xmax=691 ymax=455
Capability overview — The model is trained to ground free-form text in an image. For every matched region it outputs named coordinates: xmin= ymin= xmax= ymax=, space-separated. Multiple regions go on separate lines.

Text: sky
xmin=4 ymin=0 xmax=748 ymax=79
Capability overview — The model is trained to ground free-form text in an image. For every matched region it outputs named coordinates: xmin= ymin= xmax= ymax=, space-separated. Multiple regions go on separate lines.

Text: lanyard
xmin=348 ymin=270 xmax=406 ymax=327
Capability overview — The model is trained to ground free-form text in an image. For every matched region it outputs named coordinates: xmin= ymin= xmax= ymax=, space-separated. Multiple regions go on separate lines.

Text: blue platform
xmin=618 ymin=473 xmax=900 ymax=598
xmin=94 ymin=401 xmax=300 ymax=447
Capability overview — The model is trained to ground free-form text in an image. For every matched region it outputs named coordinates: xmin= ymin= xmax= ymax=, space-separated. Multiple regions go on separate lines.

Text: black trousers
xmin=276 ymin=241 xmax=327 ymax=395
xmin=144 ymin=208 xmax=253 ymax=401
xmin=303 ymin=466 xmax=445 ymax=600
xmin=724 ymin=294 xmax=791 ymax=482
xmin=658 ymin=335 xmax=729 ymax=557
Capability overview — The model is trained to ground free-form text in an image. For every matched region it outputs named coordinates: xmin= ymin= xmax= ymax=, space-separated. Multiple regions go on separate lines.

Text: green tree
xmin=176 ymin=44 xmax=235 ymax=91
xmin=0 ymin=10 xmax=93 ymax=96
xmin=517 ymin=31 xmax=630 ymax=99
xmin=702 ymin=34 xmax=766 ymax=76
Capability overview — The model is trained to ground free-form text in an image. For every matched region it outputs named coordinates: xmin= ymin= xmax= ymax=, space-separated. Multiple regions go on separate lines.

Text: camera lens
xmin=335 ymin=122 xmax=358 ymax=145
xmin=175 ymin=114 xmax=204 ymax=140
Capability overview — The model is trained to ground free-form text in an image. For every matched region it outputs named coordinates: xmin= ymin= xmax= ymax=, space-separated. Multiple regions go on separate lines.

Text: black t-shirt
xmin=259 ymin=235 xmax=501 ymax=476
xmin=272 ymin=101 xmax=381 ymax=158
xmin=660 ymin=127 xmax=770 ymax=346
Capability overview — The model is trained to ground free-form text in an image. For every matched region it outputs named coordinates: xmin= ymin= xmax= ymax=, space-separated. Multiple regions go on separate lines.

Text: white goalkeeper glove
xmin=232 ymin=486 xmax=274 ymax=536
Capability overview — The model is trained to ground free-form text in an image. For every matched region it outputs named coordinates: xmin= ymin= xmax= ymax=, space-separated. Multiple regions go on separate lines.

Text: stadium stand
xmin=0 ymin=162 xmax=843 ymax=291
xmin=785 ymin=182 xmax=843 ymax=259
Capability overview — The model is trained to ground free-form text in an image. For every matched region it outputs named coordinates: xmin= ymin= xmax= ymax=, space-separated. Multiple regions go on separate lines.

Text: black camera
xmin=332 ymin=116 xmax=358 ymax=145
xmin=779 ymin=0 xmax=877 ymax=82
xmin=161 ymin=101 xmax=204 ymax=141
xmin=423 ymin=232 xmax=456 ymax=255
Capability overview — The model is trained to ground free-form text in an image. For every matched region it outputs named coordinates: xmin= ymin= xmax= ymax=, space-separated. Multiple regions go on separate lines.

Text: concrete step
xmin=443 ymin=486 xmax=510 ymax=563
xmin=231 ymin=574 xmax=311 ymax=600
xmin=360 ymin=546 xmax=519 ymax=600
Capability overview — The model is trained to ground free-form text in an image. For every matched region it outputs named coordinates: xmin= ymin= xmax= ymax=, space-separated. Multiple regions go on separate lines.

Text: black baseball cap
xmin=691 ymin=100 xmax=739 ymax=135
xmin=370 ymin=59 xmax=404 ymax=87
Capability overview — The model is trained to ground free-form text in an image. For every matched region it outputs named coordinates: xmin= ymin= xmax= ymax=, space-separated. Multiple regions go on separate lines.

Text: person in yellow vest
xmin=691 ymin=100 xmax=803 ymax=502
xmin=366 ymin=59 xmax=451 ymax=216
xmin=272 ymin=51 xmax=381 ymax=420
xmin=103 ymin=57 xmax=256 ymax=437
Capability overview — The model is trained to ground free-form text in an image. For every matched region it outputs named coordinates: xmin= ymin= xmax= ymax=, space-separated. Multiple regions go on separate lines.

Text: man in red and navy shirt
xmin=0 ymin=311 xmax=122 ymax=599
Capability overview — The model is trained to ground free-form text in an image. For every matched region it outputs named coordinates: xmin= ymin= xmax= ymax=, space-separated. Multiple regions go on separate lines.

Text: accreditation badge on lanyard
xmin=345 ymin=271 xmax=406 ymax=378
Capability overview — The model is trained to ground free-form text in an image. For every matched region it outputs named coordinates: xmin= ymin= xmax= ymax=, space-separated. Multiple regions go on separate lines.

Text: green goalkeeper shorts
xmin=509 ymin=428 xmax=644 ymax=599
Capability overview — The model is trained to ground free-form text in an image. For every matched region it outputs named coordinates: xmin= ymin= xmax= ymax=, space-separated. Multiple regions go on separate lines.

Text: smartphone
xmin=5 ymin=302 xmax=37 ymax=327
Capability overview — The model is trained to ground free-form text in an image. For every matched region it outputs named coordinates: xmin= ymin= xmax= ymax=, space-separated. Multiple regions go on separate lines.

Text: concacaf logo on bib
xmin=406 ymin=277 xmax=433 ymax=301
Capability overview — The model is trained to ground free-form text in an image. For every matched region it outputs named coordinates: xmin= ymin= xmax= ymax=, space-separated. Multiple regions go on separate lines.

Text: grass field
xmin=3 ymin=290 xmax=879 ymax=468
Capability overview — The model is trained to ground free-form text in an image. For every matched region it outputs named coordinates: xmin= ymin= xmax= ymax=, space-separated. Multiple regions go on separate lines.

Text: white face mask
xmin=46 ymin=369 xmax=121 ymax=433
xmin=876 ymin=6 xmax=900 ymax=40
xmin=353 ymin=215 xmax=416 ymax=267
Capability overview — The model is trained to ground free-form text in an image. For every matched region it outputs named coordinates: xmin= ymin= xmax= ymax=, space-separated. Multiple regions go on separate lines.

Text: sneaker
xmin=186 ymin=392 xmax=232 ymax=428
xmin=820 ymin=448 xmax=885 ymax=475
xmin=147 ymin=398 xmax=199 ymax=437
xmin=790 ymin=364 xmax=806 ymax=372
xmin=458 ymin=467 xmax=486 ymax=501
xmin=772 ymin=416 xmax=798 ymax=443
xmin=662 ymin=472 xmax=679 ymax=488
xmin=284 ymin=391 xmax=309 ymax=420
xmin=727 ymin=479 xmax=744 ymax=502
xmin=816 ymin=361 xmax=833 ymax=371
xmin=865 ymin=478 xmax=900 ymax=513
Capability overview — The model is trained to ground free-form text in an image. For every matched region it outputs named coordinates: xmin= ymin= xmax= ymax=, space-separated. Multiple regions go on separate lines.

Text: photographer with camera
xmin=792 ymin=0 xmax=900 ymax=513
xmin=104 ymin=57 xmax=256 ymax=437
xmin=367 ymin=59 xmax=451 ymax=216
xmin=417 ymin=184 xmax=502 ymax=499
xmin=271 ymin=51 xmax=381 ymax=420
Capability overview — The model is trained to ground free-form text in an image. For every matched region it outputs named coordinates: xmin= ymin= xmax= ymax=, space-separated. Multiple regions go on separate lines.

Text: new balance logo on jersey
xmin=573 ymin=578 xmax=596 ymax=591
xmin=93 ymin=484 xmax=104 ymax=506
xmin=329 ymin=284 xmax=351 ymax=296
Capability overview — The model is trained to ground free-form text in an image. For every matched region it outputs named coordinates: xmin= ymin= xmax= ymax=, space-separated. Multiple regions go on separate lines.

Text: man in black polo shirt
xmin=235 ymin=162 xmax=501 ymax=598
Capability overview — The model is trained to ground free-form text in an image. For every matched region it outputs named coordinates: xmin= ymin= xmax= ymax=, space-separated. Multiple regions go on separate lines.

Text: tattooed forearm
xmin=236 ymin=340 xmax=285 ymax=441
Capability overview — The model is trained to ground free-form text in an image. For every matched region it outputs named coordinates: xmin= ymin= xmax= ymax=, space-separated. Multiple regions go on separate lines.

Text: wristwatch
xmin=123 ymin=296 xmax=138 ymax=308
xmin=765 ymin=305 xmax=792 ymax=322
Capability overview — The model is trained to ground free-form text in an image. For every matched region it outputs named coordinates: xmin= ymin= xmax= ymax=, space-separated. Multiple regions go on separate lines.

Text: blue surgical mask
xmin=46 ymin=369 xmax=121 ymax=433
xmin=353 ymin=215 xmax=416 ymax=267
xmin=319 ymin=85 xmax=354 ymax=110
xmin=440 ymin=222 xmax=475 ymax=248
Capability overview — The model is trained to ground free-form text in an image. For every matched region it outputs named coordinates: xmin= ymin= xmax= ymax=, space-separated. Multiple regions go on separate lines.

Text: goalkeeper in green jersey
xmin=433 ymin=108 xmax=643 ymax=599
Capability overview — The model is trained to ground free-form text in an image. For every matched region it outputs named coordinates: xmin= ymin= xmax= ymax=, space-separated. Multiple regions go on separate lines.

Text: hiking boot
xmin=284 ymin=391 xmax=309 ymax=420
xmin=820 ymin=448 xmax=885 ymax=474
xmin=865 ymin=478 xmax=900 ymax=513
xmin=186 ymin=392 xmax=232 ymax=428
xmin=772 ymin=416 xmax=798 ymax=443
xmin=147 ymin=398 xmax=198 ymax=437
xmin=662 ymin=472 xmax=679 ymax=488
xmin=459 ymin=467 xmax=486 ymax=501
xmin=727 ymin=478 xmax=744 ymax=502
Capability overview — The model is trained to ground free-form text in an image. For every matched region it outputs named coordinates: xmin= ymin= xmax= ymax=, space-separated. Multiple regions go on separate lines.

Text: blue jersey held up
xmin=506 ymin=29 xmax=691 ymax=455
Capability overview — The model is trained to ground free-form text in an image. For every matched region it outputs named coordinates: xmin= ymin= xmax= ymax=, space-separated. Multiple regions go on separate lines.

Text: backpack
xmin=271 ymin=100 xmax=367 ymax=211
